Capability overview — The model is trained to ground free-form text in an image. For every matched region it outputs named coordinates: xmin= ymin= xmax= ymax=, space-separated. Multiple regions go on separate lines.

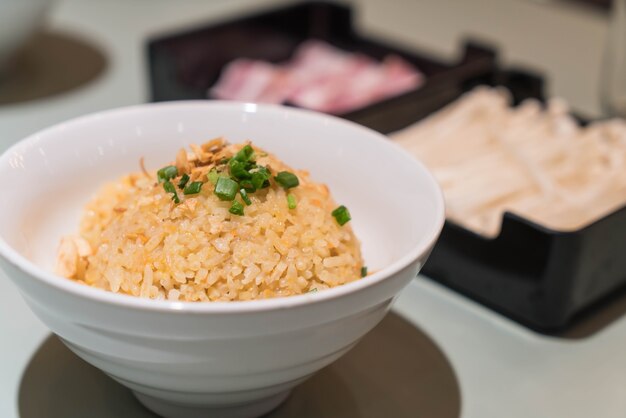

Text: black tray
xmin=421 ymin=69 xmax=626 ymax=333
xmin=147 ymin=1 xmax=497 ymax=133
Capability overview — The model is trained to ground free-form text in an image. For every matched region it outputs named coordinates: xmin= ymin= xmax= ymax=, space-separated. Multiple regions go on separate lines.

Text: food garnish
xmin=157 ymin=165 xmax=178 ymax=183
xmin=183 ymin=181 xmax=203 ymax=195
xmin=287 ymin=194 xmax=297 ymax=209
xmin=214 ymin=177 xmax=238 ymax=201
xmin=162 ymin=180 xmax=180 ymax=203
xmin=229 ymin=201 xmax=244 ymax=216
xmin=177 ymin=173 xmax=190 ymax=189
xmin=240 ymin=189 xmax=252 ymax=206
xmin=147 ymin=141 xmax=346 ymax=220
xmin=275 ymin=171 xmax=299 ymax=189
xmin=332 ymin=205 xmax=351 ymax=226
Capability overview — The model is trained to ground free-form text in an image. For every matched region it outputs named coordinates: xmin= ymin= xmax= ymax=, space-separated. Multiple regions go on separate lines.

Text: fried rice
xmin=56 ymin=139 xmax=363 ymax=302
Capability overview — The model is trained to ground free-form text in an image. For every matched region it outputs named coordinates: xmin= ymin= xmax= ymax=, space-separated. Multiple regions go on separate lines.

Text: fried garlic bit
xmin=190 ymin=144 xmax=212 ymax=164
xmin=141 ymin=137 xmax=227 ymax=181
xmin=175 ymin=147 xmax=189 ymax=175
xmin=139 ymin=156 xmax=150 ymax=178
xmin=56 ymin=235 xmax=92 ymax=278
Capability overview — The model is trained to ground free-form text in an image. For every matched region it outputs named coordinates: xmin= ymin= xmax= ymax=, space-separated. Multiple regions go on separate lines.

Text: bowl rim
xmin=0 ymin=100 xmax=445 ymax=314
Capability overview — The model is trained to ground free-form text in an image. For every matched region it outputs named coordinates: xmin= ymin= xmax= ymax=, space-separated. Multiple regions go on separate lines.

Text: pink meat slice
xmin=288 ymin=41 xmax=381 ymax=112
xmin=208 ymin=40 xmax=424 ymax=112
xmin=379 ymin=55 xmax=424 ymax=97
xmin=289 ymin=61 xmax=377 ymax=113
xmin=209 ymin=59 xmax=291 ymax=104
xmin=290 ymin=47 xmax=422 ymax=113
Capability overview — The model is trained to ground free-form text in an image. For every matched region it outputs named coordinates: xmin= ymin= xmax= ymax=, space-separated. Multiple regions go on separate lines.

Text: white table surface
xmin=1 ymin=1 xmax=624 ymax=417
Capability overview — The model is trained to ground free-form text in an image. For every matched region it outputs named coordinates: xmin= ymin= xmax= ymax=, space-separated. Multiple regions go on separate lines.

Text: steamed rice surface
xmin=60 ymin=140 xmax=363 ymax=302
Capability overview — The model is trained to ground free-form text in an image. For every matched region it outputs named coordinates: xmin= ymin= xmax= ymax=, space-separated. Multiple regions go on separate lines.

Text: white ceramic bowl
xmin=0 ymin=102 xmax=444 ymax=418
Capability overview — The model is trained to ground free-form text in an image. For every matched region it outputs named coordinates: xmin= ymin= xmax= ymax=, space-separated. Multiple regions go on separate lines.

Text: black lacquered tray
xmin=421 ymin=69 xmax=626 ymax=333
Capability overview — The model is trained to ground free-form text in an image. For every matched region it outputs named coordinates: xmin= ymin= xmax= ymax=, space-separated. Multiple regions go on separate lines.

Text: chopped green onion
xmin=251 ymin=167 xmax=271 ymax=190
xmin=233 ymin=145 xmax=255 ymax=162
xmin=240 ymin=189 xmax=252 ymax=205
xmin=157 ymin=165 xmax=178 ymax=183
xmin=229 ymin=159 xmax=252 ymax=180
xmin=361 ymin=266 xmax=368 ymax=277
xmin=287 ymin=194 xmax=297 ymax=209
xmin=207 ymin=168 xmax=220 ymax=184
xmin=229 ymin=200 xmax=244 ymax=216
xmin=177 ymin=173 xmax=190 ymax=189
xmin=239 ymin=179 xmax=256 ymax=193
xmin=331 ymin=205 xmax=351 ymax=226
xmin=163 ymin=180 xmax=180 ymax=203
xmin=274 ymin=171 xmax=299 ymax=189
xmin=163 ymin=180 xmax=176 ymax=193
xmin=214 ymin=177 xmax=238 ymax=201
xmin=183 ymin=181 xmax=203 ymax=195
xmin=309 ymin=288 xmax=318 ymax=293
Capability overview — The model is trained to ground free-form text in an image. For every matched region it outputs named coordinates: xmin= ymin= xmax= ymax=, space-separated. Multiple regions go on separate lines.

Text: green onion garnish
xmin=183 ymin=181 xmax=203 ymax=195
xmin=233 ymin=145 xmax=255 ymax=162
xmin=163 ymin=180 xmax=176 ymax=193
xmin=287 ymin=194 xmax=297 ymax=209
xmin=214 ymin=177 xmax=238 ymax=201
xmin=229 ymin=159 xmax=252 ymax=180
xmin=251 ymin=167 xmax=271 ymax=190
xmin=274 ymin=171 xmax=299 ymax=189
xmin=361 ymin=266 xmax=368 ymax=277
xmin=177 ymin=173 xmax=190 ymax=189
xmin=207 ymin=168 xmax=220 ymax=184
xmin=239 ymin=179 xmax=256 ymax=193
xmin=331 ymin=205 xmax=351 ymax=226
xmin=229 ymin=200 xmax=244 ymax=216
xmin=309 ymin=288 xmax=318 ymax=293
xmin=240 ymin=189 xmax=252 ymax=205
xmin=157 ymin=165 xmax=178 ymax=183
xmin=163 ymin=180 xmax=180 ymax=203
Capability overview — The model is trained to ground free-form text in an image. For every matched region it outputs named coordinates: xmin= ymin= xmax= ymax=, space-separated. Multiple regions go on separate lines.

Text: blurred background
xmin=0 ymin=0 xmax=617 ymax=149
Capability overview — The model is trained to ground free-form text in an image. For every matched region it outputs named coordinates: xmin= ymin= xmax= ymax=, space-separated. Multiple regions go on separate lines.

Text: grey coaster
xmin=19 ymin=313 xmax=461 ymax=418
xmin=0 ymin=31 xmax=106 ymax=105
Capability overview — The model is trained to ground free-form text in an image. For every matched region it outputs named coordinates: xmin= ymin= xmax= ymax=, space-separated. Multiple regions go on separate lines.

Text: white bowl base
xmin=134 ymin=389 xmax=291 ymax=418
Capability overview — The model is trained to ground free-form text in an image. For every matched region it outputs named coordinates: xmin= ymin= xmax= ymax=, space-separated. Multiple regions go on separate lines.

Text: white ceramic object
xmin=0 ymin=0 xmax=52 ymax=70
xmin=0 ymin=102 xmax=444 ymax=418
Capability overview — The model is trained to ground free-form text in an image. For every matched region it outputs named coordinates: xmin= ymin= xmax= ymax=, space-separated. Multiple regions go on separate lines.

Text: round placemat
xmin=0 ymin=31 xmax=106 ymax=105
xmin=18 ymin=313 xmax=461 ymax=418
